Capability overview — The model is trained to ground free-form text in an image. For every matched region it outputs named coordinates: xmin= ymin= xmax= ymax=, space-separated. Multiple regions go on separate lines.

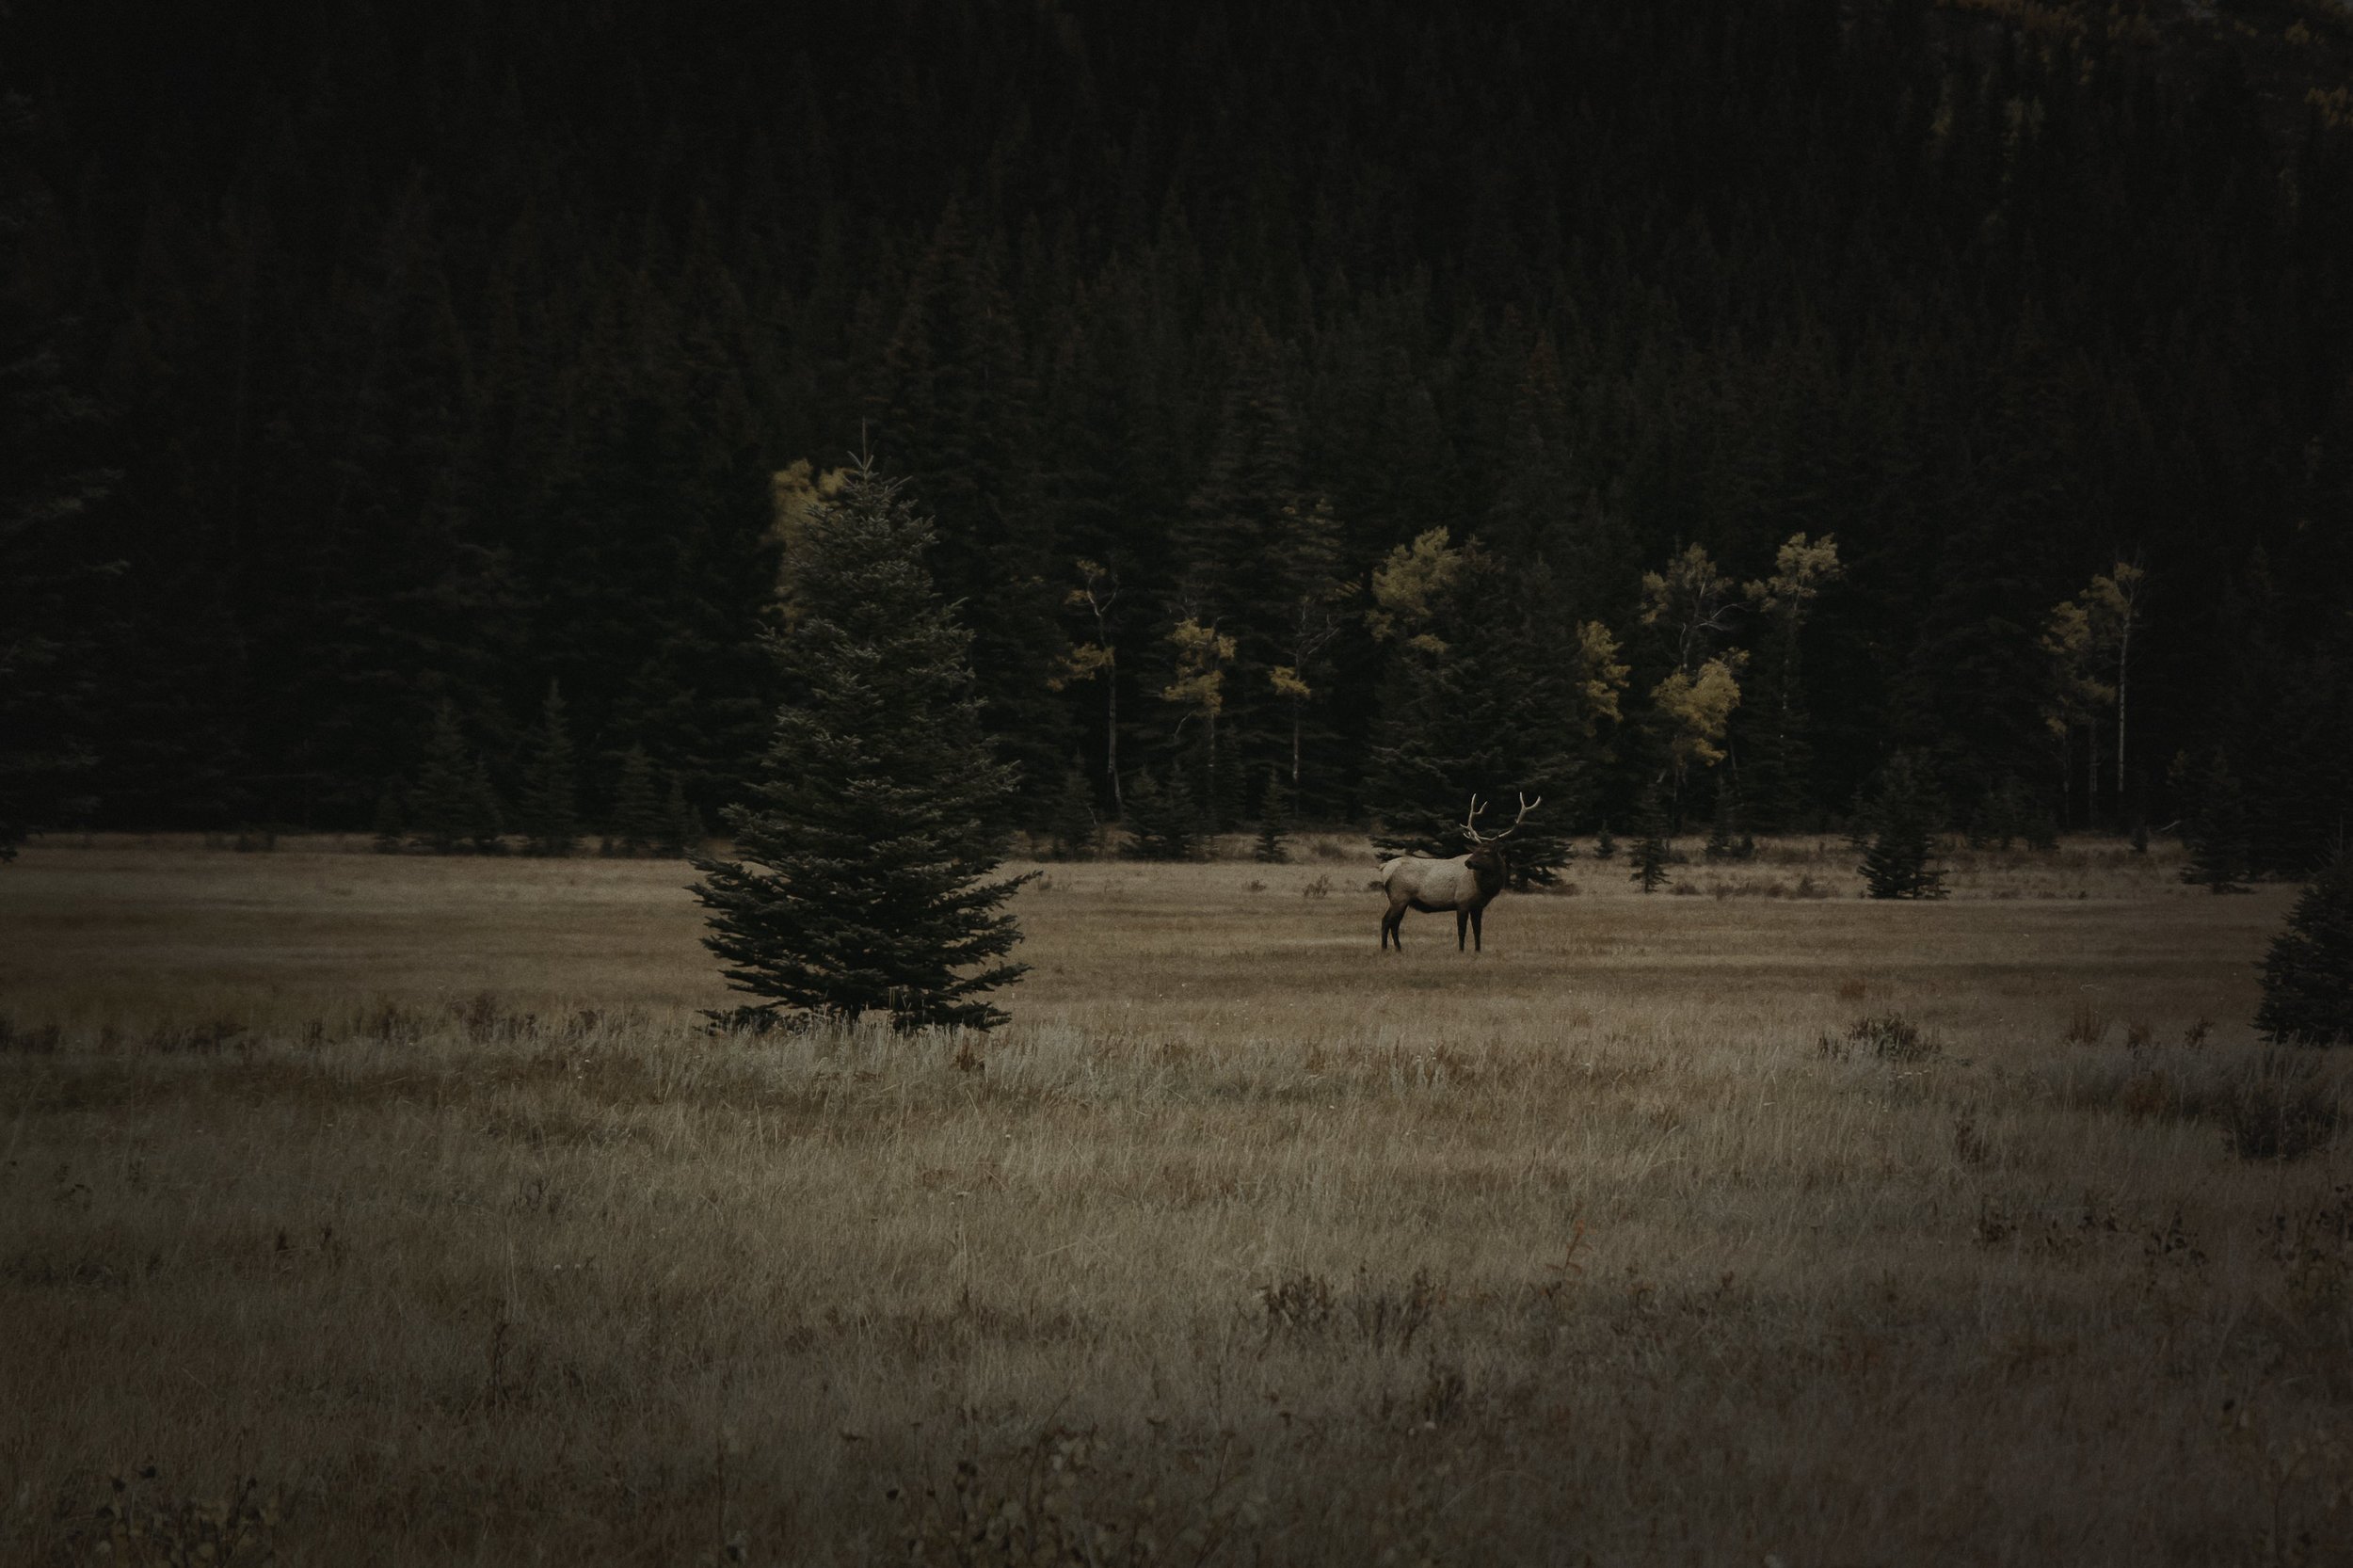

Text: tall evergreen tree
xmin=1628 ymin=786 xmax=1672 ymax=894
xmin=2256 ymin=856 xmax=2353 ymax=1047
xmin=408 ymin=703 xmax=502 ymax=855
xmin=1854 ymin=751 xmax=1949 ymax=900
xmin=2171 ymin=747 xmax=2251 ymax=893
xmin=608 ymin=745 xmax=664 ymax=856
xmin=1366 ymin=543 xmax=1613 ymax=883
xmin=1120 ymin=767 xmax=1201 ymax=862
xmin=516 ymin=682 xmax=580 ymax=856
xmin=691 ymin=468 xmax=1031 ymax=1032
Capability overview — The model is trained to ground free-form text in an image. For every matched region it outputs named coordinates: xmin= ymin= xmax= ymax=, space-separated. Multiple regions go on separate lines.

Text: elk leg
xmin=1456 ymin=909 xmax=1469 ymax=951
xmin=1470 ymin=905 xmax=1483 ymax=952
xmin=1381 ymin=904 xmax=1403 ymax=951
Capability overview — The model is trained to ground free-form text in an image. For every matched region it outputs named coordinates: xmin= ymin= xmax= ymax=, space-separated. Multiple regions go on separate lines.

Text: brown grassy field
xmin=1 ymin=834 xmax=2347 ymax=1565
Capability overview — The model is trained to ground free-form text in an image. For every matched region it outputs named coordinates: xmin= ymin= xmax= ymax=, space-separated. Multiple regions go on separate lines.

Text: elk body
xmin=1378 ymin=793 xmax=1539 ymax=952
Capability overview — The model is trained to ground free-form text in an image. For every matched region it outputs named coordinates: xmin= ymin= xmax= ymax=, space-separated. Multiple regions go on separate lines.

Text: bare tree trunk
xmin=1290 ymin=701 xmax=1303 ymax=792
xmin=2086 ymin=717 xmax=2101 ymax=829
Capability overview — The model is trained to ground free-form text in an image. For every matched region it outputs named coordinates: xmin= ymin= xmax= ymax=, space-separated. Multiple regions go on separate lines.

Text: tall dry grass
xmin=1 ymin=835 xmax=2346 ymax=1564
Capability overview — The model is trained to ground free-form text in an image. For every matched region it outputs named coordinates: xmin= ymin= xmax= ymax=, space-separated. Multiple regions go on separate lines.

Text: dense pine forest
xmin=5 ymin=0 xmax=2350 ymax=869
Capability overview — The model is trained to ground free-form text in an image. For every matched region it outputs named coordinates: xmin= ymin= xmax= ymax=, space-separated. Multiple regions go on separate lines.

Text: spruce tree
xmin=2172 ymin=748 xmax=2251 ymax=893
xmin=1855 ymin=751 xmax=1949 ymax=900
xmin=610 ymin=746 xmax=664 ymax=856
xmin=690 ymin=468 xmax=1031 ymax=1032
xmin=408 ymin=704 xmax=482 ymax=854
xmin=463 ymin=755 xmax=507 ymax=854
xmin=662 ymin=776 xmax=706 ymax=858
xmin=1365 ymin=549 xmax=1597 ymax=884
xmin=2257 ymin=856 xmax=2353 ymax=1047
xmin=1253 ymin=767 xmax=1291 ymax=864
xmin=1593 ymin=822 xmax=1617 ymax=861
xmin=1044 ymin=761 xmax=1099 ymax=861
xmin=1121 ymin=767 xmax=1201 ymax=861
xmin=517 ymin=683 xmax=580 ymax=856
xmin=1629 ymin=787 xmax=1672 ymax=893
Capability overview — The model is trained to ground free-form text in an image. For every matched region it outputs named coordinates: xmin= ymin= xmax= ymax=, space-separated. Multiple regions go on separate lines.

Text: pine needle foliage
xmin=408 ymin=703 xmax=503 ymax=854
xmin=1854 ymin=750 xmax=1948 ymax=900
xmin=661 ymin=776 xmax=705 ymax=858
xmin=517 ymin=683 xmax=580 ymax=856
xmin=1121 ymin=768 xmax=1201 ymax=861
xmin=608 ymin=746 xmax=664 ymax=856
xmin=2172 ymin=747 xmax=2251 ymax=893
xmin=1044 ymin=761 xmax=1099 ymax=861
xmin=1253 ymin=767 xmax=1291 ymax=864
xmin=1628 ymin=787 xmax=1671 ymax=893
xmin=2257 ymin=856 xmax=2353 ymax=1047
xmin=691 ymin=468 xmax=1031 ymax=1033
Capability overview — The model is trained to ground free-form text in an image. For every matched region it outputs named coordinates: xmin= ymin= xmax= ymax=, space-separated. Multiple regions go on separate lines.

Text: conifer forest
xmin=6 ymin=0 xmax=2352 ymax=862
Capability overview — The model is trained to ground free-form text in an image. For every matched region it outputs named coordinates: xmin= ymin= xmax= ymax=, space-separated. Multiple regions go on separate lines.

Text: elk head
xmin=1461 ymin=792 xmax=1540 ymax=868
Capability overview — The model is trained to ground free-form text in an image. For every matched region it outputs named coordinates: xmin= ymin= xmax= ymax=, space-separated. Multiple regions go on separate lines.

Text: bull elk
xmin=1377 ymin=792 xmax=1540 ymax=952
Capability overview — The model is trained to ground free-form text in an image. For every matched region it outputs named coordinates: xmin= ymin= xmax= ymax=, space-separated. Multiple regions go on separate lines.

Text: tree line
xmin=4 ymin=0 xmax=2350 ymax=872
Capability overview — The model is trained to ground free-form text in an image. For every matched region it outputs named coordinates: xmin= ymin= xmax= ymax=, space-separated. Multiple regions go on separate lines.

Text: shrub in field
xmin=2257 ymin=859 xmax=2353 ymax=1046
xmin=2219 ymin=1049 xmax=2341 ymax=1161
xmin=1849 ymin=1013 xmax=1939 ymax=1062
xmin=692 ymin=466 xmax=1031 ymax=1033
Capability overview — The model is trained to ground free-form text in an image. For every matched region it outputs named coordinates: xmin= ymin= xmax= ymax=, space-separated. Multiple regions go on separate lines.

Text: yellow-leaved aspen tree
xmin=1366 ymin=527 xmax=1470 ymax=652
xmin=769 ymin=458 xmax=851 ymax=624
xmin=1161 ymin=616 xmax=1236 ymax=810
xmin=1640 ymin=543 xmax=1745 ymax=818
xmin=1573 ymin=620 xmax=1631 ymax=735
xmin=2039 ymin=597 xmax=2106 ymax=827
xmin=1739 ymin=534 xmax=1843 ymax=828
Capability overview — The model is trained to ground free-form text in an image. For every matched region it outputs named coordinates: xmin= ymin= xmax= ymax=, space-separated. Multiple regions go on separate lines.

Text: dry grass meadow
xmin=2 ymin=832 xmax=2349 ymax=1564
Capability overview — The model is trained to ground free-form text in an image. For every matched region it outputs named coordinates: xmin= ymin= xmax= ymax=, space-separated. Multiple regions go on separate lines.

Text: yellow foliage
xmin=1050 ymin=642 xmax=1114 ymax=692
xmin=1268 ymin=664 xmax=1312 ymax=700
xmin=1574 ymin=620 xmax=1629 ymax=731
xmin=1639 ymin=543 xmax=1736 ymax=631
xmin=1367 ymin=528 xmax=1466 ymax=647
xmin=1161 ymin=619 xmax=1236 ymax=716
xmin=1743 ymin=533 xmax=1844 ymax=622
xmin=769 ymin=458 xmax=852 ymax=611
xmin=1652 ymin=655 xmax=1745 ymax=768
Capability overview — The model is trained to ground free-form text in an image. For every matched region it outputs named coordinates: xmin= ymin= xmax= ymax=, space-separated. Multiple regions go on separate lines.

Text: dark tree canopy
xmin=1 ymin=0 xmax=2349 ymax=870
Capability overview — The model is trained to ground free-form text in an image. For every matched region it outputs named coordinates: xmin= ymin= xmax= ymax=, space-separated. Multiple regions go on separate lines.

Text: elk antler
xmin=1468 ymin=792 xmax=1543 ymax=842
